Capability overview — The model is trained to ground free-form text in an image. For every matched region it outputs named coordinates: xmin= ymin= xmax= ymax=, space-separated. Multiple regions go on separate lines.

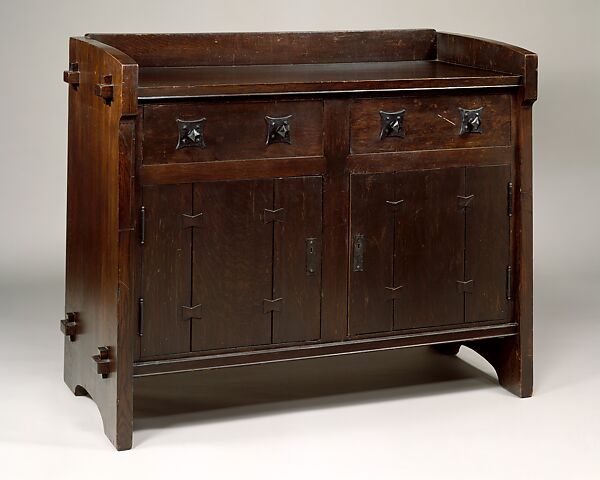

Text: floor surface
xmin=1 ymin=266 xmax=598 ymax=479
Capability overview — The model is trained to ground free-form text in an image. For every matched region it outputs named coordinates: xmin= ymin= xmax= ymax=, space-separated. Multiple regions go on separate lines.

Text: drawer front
xmin=350 ymin=93 xmax=511 ymax=154
xmin=143 ymin=100 xmax=323 ymax=165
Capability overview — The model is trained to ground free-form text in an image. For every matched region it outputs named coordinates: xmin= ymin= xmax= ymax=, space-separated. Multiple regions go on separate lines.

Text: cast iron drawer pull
xmin=265 ymin=115 xmax=292 ymax=145
xmin=379 ymin=110 xmax=406 ymax=139
xmin=176 ymin=118 xmax=207 ymax=149
xmin=459 ymin=107 xmax=483 ymax=135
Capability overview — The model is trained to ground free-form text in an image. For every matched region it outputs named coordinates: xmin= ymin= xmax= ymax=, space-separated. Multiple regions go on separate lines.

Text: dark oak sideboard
xmin=61 ymin=30 xmax=537 ymax=450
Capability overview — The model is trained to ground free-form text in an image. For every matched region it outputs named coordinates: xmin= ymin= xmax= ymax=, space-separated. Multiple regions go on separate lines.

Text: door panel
xmin=191 ymin=179 xmax=273 ymax=351
xmin=465 ymin=165 xmax=510 ymax=322
xmin=394 ymin=168 xmax=465 ymax=329
xmin=272 ymin=177 xmax=323 ymax=343
xmin=141 ymin=184 xmax=192 ymax=358
xmin=348 ymin=173 xmax=395 ymax=335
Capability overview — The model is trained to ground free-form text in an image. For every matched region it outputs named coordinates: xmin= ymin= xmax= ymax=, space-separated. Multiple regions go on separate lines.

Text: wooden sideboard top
xmin=136 ymin=60 xmax=520 ymax=99
xmin=76 ymin=30 xmax=536 ymax=100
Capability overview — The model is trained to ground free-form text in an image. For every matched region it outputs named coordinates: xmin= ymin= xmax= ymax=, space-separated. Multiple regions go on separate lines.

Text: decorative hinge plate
xmin=263 ymin=298 xmax=283 ymax=313
xmin=506 ymin=266 xmax=513 ymax=300
xmin=385 ymin=285 xmax=404 ymax=300
xmin=457 ymin=194 xmax=475 ymax=208
xmin=385 ymin=199 xmax=405 ymax=212
xmin=263 ymin=208 xmax=285 ymax=224
xmin=182 ymin=213 xmax=204 ymax=229
xmin=181 ymin=304 xmax=202 ymax=321
xmin=457 ymin=279 xmax=474 ymax=293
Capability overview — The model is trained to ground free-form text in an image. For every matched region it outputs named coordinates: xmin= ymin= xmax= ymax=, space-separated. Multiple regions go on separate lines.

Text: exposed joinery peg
xmin=63 ymin=63 xmax=80 ymax=86
xmin=60 ymin=312 xmax=78 ymax=341
xmin=95 ymin=74 xmax=114 ymax=103
xmin=92 ymin=346 xmax=111 ymax=378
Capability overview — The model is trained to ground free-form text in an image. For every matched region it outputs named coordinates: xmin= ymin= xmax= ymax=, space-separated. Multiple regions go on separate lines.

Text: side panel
xmin=465 ymin=165 xmax=511 ymax=322
xmin=191 ymin=180 xmax=273 ymax=351
xmin=140 ymin=185 xmax=192 ymax=357
xmin=272 ymin=177 xmax=323 ymax=343
xmin=348 ymin=173 xmax=395 ymax=335
xmin=63 ymin=37 xmax=138 ymax=450
xmin=394 ymin=168 xmax=465 ymax=330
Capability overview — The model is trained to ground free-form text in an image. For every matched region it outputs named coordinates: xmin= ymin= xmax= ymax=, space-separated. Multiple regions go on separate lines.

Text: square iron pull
xmin=380 ymin=110 xmax=406 ymax=139
xmin=176 ymin=118 xmax=207 ymax=149
xmin=265 ymin=115 xmax=292 ymax=145
xmin=459 ymin=107 xmax=483 ymax=135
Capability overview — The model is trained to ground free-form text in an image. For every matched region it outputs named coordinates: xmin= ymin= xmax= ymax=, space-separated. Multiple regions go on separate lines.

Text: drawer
xmin=142 ymin=100 xmax=324 ymax=165
xmin=350 ymin=93 xmax=511 ymax=154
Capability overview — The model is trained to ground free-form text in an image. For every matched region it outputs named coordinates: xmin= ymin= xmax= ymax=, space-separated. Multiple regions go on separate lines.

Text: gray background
xmin=0 ymin=0 xmax=598 ymax=477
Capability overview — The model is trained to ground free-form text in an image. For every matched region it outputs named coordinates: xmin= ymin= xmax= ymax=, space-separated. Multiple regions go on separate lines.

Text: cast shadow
xmin=133 ymin=346 xmax=500 ymax=444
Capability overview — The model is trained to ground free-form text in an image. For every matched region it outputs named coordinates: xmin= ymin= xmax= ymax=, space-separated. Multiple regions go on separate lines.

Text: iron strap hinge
xmin=140 ymin=206 xmax=146 ymax=245
xmin=506 ymin=266 xmax=513 ymax=300
xmin=507 ymin=182 xmax=514 ymax=217
xmin=138 ymin=298 xmax=144 ymax=337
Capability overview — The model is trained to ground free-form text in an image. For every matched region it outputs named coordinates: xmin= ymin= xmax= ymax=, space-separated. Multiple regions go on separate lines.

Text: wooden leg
xmin=463 ymin=335 xmax=532 ymax=397
xmin=64 ymin=341 xmax=133 ymax=451
xmin=431 ymin=343 xmax=461 ymax=356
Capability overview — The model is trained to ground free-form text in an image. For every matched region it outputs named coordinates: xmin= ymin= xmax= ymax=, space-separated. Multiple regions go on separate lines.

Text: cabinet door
xmin=394 ymin=168 xmax=465 ymax=330
xmin=191 ymin=179 xmax=274 ymax=351
xmin=348 ymin=173 xmax=395 ymax=335
xmin=272 ymin=177 xmax=323 ymax=343
xmin=191 ymin=176 xmax=323 ymax=351
xmin=140 ymin=176 xmax=324 ymax=356
xmin=140 ymin=184 xmax=192 ymax=358
xmin=349 ymin=165 xmax=510 ymax=336
xmin=464 ymin=165 xmax=511 ymax=323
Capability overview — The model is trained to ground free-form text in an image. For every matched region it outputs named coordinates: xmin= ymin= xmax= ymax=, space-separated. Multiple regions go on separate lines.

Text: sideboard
xmin=61 ymin=30 xmax=537 ymax=450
